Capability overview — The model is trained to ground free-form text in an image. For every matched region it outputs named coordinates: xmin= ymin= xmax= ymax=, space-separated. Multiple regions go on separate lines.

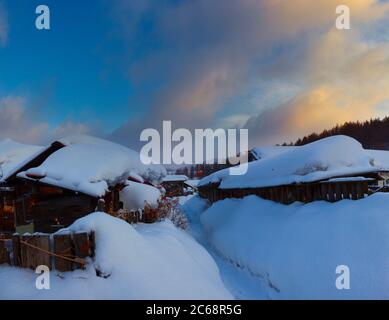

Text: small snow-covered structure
xmin=0 ymin=135 xmax=165 ymax=233
xmin=120 ymin=181 xmax=161 ymax=212
xmin=161 ymin=174 xmax=195 ymax=196
xmin=198 ymin=136 xmax=389 ymax=204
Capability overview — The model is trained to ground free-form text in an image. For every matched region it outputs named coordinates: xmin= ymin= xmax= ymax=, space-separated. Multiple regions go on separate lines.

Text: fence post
xmin=12 ymin=234 xmax=21 ymax=267
xmin=0 ymin=235 xmax=10 ymax=265
xmin=54 ymin=233 xmax=73 ymax=272
xmin=73 ymin=232 xmax=90 ymax=269
xmin=34 ymin=235 xmax=51 ymax=270
xmin=89 ymin=231 xmax=95 ymax=258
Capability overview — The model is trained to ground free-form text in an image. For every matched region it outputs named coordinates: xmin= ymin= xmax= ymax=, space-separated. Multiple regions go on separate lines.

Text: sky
xmin=1 ymin=0 xmax=389 ymax=148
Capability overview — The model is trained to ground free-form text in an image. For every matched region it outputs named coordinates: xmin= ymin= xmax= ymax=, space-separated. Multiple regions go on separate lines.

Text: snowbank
xmin=162 ymin=175 xmax=189 ymax=182
xmin=18 ymin=135 xmax=166 ymax=197
xmin=0 ymin=139 xmax=43 ymax=181
xmin=119 ymin=181 xmax=161 ymax=211
xmin=199 ymin=193 xmax=389 ymax=299
xmin=0 ymin=212 xmax=231 ymax=300
xmin=250 ymin=146 xmax=299 ymax=160
xmin=199 ymin=135 xmax=388 ymax=189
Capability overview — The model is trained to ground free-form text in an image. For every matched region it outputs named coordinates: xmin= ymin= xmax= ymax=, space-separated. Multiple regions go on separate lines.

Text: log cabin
xmin=0 ymin=135 xmax=165 ymax=234
xmin=198 ymin=136 xmax=389 ymax=205
xmin=161 ymin=175 xmax=196 ymax=197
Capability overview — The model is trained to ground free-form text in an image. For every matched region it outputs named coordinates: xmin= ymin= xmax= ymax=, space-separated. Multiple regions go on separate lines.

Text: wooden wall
xmin=0 ymin=182 xmax=98 ymax=233
xmin=198 ymin=180 xmax=370 ymax=204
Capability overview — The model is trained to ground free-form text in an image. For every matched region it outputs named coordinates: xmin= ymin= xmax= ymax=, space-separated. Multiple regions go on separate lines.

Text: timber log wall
xmin=198 ymin=180 xmax=369 ymax=204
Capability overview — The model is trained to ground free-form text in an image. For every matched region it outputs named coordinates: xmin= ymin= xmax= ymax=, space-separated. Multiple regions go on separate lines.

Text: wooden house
xmin=161 ymin=175 xmax=196 ymax=197
xmin=0 ymin=136 xmax=165 ymax=234
xmin=198 ymin=136 xmax=389 ymax=205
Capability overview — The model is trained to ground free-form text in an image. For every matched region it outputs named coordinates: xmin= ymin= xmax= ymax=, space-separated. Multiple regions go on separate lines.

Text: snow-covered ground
xmin=181 ymin=194 xmax=389 ymax=300
xmin=3 ymin=191 xmax=389 ymax=300
xmin=0 ymin=212 xmax=231 ymax=300
xmin=180 ymin=195 xmax=269 ymax=299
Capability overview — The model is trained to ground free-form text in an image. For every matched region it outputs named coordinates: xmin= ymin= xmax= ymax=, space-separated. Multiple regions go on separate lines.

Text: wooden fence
xmin=198 ymin=180 xmax=370 ymax=204
xmin=0 ymin=231 xmax=95 ymax=272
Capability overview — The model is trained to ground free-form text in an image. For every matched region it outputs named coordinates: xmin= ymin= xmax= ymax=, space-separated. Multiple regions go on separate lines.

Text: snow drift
xmin=199 ymin=135 xmax=389 ymax=189
xmin=198 ymin=193 xmax=389 ymax=299
xmin=0 ymin=212 xmax=232 ymax=299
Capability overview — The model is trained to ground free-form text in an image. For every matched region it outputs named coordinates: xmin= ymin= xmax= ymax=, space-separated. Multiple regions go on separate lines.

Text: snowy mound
xmin=162 ymin=175 xmax=189 ymax=182
xmin=18 ymin=135 xmax=166 ymax=197
xmin=120 ymin=181 xmax=161 ymax=211
xmin=0 ymin=212 xmax=232 ymax=299
xmin=250 ymin=145 xmax=299 ymax=160
xmin=200 ymin=194 xmax=389 ymax=299
xmin=200 ymin=135 xmax=387 ymax=189
xmin=0 ymin=139 xmax=43 ymax=181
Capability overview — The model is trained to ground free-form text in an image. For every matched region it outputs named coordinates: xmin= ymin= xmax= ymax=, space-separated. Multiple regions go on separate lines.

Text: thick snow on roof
xmin=367 ymin=149 xmax=389 ymax=167
xmin=186 ymin=179 xmax=200 ymax=187
xmin=162 ymin=175 xmax=189 ymax=182
xmin=199 ymin=135 xmax=389 ymax=189
xmin=18 ymin=135 xmax=166 ymax=197
xmin=0 ymin=139 xmax=43 ymax=182
xmin=120 ymin=181 xmax=161 ymax=211
xmin=250 ymin=146 xmax=299 ymax=160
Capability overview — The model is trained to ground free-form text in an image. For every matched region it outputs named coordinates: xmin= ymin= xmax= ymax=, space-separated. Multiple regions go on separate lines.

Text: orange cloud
xmin=246 ymin=26 xmax=389 ymax=145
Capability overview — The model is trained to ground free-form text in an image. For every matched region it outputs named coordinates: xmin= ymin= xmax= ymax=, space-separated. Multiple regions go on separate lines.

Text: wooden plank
xmin=362 ymin=181 xmax=369 ymax=196
xmin=356 ymin=182 xmax=363 ymax=199
xmin=280 ymin=187 xmax=286 ymax=204
xmin=350 ymin=183 xmax=358 ymax=200
xmin=340 ymin=183 xmax=349 ymax=200
xmin=328 ymin=184 xmax=335 ymax=202
xmin=320 ymin=183 xmax=328 ymax=201
xmin=73 ymin=232 xmax=89 ymax=269
xmin=305 ymin=185 xmax=313 ymax=203
xmin=20 ymin=235 xmax=31 ymax=268
xmin=89 ymin=231 xmax=96 ymax=258
xmin=313 ymin=184 xmax=321 ymax=201
xmin=12 ymin=234 xmax=22 ymax=267
xmin=294 ymin=185 xmax=302 ymax=202
xmin=0 ymin=235 xmax=9 ymax=265
xmin=34 ymin=235 xmax=51 ymax=270
xmin=335 ymin=183 xmax=342 ymax=201
xmin=22 ymin=235 xmax=45 ymax=270
xmin=289 ymin=186 xmax=296 ymax=203
xmin=54 ymin=233 xmax=73 ymax=272
xmin=20 ymin=235 xmax=50 ymax=270
xmin=346 ymin=183 xmax=352 ymax=200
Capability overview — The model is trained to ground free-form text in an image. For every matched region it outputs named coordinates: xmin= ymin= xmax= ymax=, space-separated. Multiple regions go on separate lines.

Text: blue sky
xmin=1 ymin=0 xmax=389 ymax=148
xmin=0 ymin=0 xmax=135 ymax=133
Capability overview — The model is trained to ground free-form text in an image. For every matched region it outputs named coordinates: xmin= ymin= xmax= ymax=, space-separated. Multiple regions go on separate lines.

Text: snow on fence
xmin=0 ymin=231 xmax=95 ymax=272
xmin=198 ymin=180 xmax=370 ymax=204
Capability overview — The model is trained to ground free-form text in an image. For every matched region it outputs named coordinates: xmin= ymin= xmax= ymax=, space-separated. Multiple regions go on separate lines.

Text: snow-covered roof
xmin=366 ymin=149 xmax=389 ymax=167
xmin=17 ymin=135 xmax=166 ymax=197
xmin=162 ymin=175 xmax=189 ymax=182
xmin=199 ymin=135 xmax=389 ymax=189
xmin=250 ymin=146 xmax=299 ymax=160
xmin=185 ymin=179 xmax=200 ymax=187
xmin=0 ymin=139 xmax=44 ymax=182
